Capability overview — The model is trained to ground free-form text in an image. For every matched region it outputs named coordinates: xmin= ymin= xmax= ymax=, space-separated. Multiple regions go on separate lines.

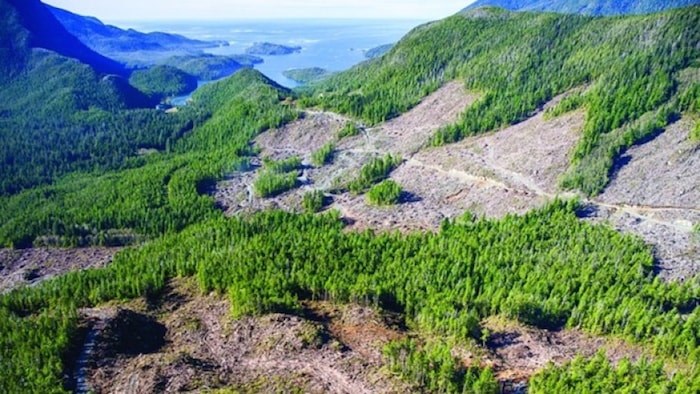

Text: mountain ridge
xmin=462 ymin=0 xmax=700 ymax=15
xmin=3 ymin=0 xmax=126 ymax=76
xmin=47 ymin=4 xmax=228 ymax=64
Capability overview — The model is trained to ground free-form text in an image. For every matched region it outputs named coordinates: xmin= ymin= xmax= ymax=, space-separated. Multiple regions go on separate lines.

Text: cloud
xmin=44 ymin=0 xmax=474 ymax=21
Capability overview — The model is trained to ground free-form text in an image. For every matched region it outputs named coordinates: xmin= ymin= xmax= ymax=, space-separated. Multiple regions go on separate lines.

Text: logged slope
xmin=304 ymin=6 xmax=700 ymax=195
xmin=462 ymin=0 xmax=700 ymax=15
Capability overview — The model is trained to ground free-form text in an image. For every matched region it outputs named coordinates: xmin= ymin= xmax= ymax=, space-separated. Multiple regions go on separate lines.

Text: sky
xmin=44 ymin=0 xmax=475 ymax=21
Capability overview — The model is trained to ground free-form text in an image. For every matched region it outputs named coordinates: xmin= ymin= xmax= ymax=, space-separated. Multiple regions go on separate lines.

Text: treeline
xmin=301 ymin=6 xmax=700 ymax=195
xmin=1 ymin=201 xmax=698 ymax=391
xmin=0 ymin=69 xmax=297 ymax=247
xmin=530 ymin=353 xmax=699 ymax=393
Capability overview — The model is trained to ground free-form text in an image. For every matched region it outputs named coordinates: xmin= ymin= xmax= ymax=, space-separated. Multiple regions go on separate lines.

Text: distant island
xmin=364 ymin=43 xmax=394 ymax=59
xmin=246 ymin=42 xmax=302 ymax=56
xmin=282 ymin=67 xmax=333 ymax=84
xmin=160 ymin=54 xmax=263 ymax=81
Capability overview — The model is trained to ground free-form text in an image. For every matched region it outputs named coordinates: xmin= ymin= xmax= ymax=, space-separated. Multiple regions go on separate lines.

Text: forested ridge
xmin=301 ymin=6 xmax=700 ymax=195
xmin=462 ymin=0 xmax=700 ymax=16
xmin=0 ymin=69 xmax=296 ymax=247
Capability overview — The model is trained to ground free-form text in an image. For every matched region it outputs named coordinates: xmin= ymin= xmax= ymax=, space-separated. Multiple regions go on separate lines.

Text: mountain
xmin=462 ymin=0 xmax=700 ymax=15
xmin=48 ymin=4 xmax=228 ymax=65
xmin=0 ymin=0 xmax=174 ymax=195
xmin=306 ymin=5 xmax=700 ymax=195
xmin=1 ymin=0 xmax=125 ymax=76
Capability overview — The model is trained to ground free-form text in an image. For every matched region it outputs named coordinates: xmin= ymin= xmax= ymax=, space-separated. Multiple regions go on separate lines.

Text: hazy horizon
xmin=44 ymin=0 xmax=476 ymax=22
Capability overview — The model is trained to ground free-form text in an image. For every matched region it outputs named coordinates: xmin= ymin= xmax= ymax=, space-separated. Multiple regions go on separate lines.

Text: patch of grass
xmin=348 ymin=154 xmax=401 ymax=194
xmin=253 ymin=171 xmax=299 ymax=198
xmin=337 ymin=122 xmax=361 ymax=139
xmin=691 ymin=120 xmax=700 ymax=142
xmin=302 ymin=190 xmax=326 ymax=213
xmin=310 ymin=143 xmax=335 ymax=167
xmin=367 ymin=180 xmax=402 ymax=206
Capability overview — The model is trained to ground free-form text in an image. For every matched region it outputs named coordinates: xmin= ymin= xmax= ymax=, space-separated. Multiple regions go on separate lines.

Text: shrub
xmin=348 ymin=155 xmax=401 ymax=194
xmin=367 ymin=180 xmax=402 ymax=206
xmin=253 ymin=170 xmax=298 ymax=198
xmin=337 ymin=122 xmax=360 ymax=139
xmin=302 ymin=190 xmax=326 ymax=213
xmin=311 ymin=143 xmax=335 ymax=167
xmin=263 ymin=156 xmax=302 ymax=174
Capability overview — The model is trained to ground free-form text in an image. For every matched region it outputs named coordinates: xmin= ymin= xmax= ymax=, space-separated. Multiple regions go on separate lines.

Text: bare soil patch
xmin=589 ymin=117 xmax=700 ymax=281
xmin=599 ymin=117 xmax=699 ymax=209
xmin=333 ymin=93 xmax=584 ymax=231
xmin=480 ymin=318 xmax=646 ymax=387
xmin=79 ymin=279 xmax=410 ymax=394
xmin=0 ymin=247 xmax=120 ymax=293
xmin=368 ymin=81 xmax=480 ymax=156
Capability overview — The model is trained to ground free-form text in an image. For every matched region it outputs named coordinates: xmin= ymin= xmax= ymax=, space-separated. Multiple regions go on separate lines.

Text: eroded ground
xmin=76 ymin=279 xmax=411 ymax=394
xmin=0 ymin=247 xmax=120 ymax=293
xmin=73 ymin=279 xmax=648 ymax=394
xmin=214 ymin=82 xmax=699 ymax=281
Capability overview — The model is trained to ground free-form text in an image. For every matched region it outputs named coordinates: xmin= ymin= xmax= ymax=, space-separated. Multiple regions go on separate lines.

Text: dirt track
xmin=214 ymin=82 xmax=699 ymax=282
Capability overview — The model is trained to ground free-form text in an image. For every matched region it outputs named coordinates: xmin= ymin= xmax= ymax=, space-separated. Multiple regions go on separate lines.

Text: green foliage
xmin=302 ymin=190 xmax=326 ymax=213
xmin=282 ymin=67 xmax=332 ymax=84
xmin=161 ymin=54 xmax=247 ymax=81
xmin=348 ymin=155 xmax=401 ymax=194
xmin=4 ymin=201 xmax=698 ymax=390
xmin=129 ymin=65 xmax=198 ymax=99
xmin=311 ymin=143 xmax=335 ymax=167
xmin=367 ymin=180 xmax=402 ymax=206
xmin=303 ymin=7 xmax=700 ymax=195
xmin=253 ymin=170 xmax=299 ymax=198
xmin=544 ymin=91 xmax=585 ymax=120
xmin=561 ymin=102 xmax=679 ymax=195
xmin=0 ymin=69 xmax=297 ymax=247
xmin=530 ymin=353 xmax=699 ymax=393
xmin=384 ymin=339 xmax=498 ymax=393
xmin=337 ymin=121 xmax=361 ymax=139
xmin=263 ymin=156 xmax=302 ymax=174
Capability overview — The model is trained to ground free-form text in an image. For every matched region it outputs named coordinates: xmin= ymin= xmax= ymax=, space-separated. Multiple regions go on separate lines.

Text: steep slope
xmin=48 ymin=4 xmax=226 ymax=63
xmin=2 ymin=0 xmax=125 ymax=76
xmin=462 ymin=0 xmax=700 ymax=15
xmin=304 ymin=6 xmax=700 ymax=196
xmin=0 ymin=0 xmax=200 ymax=195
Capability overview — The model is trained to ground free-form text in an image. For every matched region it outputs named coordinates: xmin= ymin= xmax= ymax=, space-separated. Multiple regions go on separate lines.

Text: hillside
xmin=0 ymin=0 xmax=202 ymax=195
xmin=304 ymin=5 xmax=700 ymax=196
xmin=1 ymin=0 xmax=125 ymax=76
xmin=48 ymin=4 xmax=227 ymax=66
xmin=462 ymin=0 xmax=700 ymax=15
xmin=0 ymin=4 xmax=699 ymax=394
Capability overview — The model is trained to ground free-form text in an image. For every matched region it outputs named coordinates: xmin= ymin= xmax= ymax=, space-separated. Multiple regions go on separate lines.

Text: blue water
xmin=117 ymin=19 xmax=425 ymax=88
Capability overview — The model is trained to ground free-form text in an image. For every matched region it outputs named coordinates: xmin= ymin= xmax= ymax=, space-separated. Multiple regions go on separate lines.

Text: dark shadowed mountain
xmin=462 ymin=0 xmax=700 ymax=15
xmin=2 ymin=0 xmax=126 ymax=75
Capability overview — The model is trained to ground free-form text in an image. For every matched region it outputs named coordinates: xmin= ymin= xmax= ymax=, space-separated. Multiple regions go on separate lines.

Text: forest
xmin=301 ymin=6 xmax=700 ymax=195
xmin=1 ymin=201 xmax=699 ymax=392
